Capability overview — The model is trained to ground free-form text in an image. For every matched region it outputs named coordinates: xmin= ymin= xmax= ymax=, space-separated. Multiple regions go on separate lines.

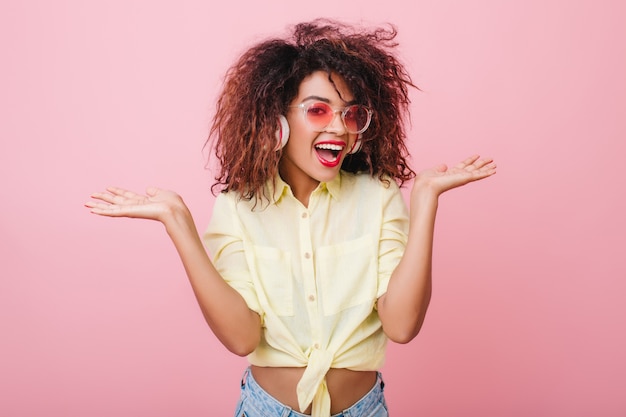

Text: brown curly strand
xmin=208 ymin=19 xmax=417 ymax=201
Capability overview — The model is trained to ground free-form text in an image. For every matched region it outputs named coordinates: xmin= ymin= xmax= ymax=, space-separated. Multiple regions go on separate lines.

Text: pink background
xmin=1 ymin=0 xmax=625 ymax=416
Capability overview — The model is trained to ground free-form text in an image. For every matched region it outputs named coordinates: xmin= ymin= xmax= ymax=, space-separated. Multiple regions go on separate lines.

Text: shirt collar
xmin=322 ymin=173 xmax=341 ymax=200
xmin=269 ymin=172 xmax=342 ymax=204
xmin=270 ymin=176 xmax=290 ymax=204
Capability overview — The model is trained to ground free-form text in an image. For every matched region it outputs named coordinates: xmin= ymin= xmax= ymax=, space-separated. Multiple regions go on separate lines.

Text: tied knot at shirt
xmin=204 ymin=171 xmax=409 ymax=417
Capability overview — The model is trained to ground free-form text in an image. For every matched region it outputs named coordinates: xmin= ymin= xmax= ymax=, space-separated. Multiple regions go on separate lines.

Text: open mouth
xmin=314 ymin=142 xmax=344 ymax=167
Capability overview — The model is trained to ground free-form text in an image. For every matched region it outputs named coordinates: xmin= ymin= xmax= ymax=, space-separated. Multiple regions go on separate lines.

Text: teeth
xmin=315 ymin=143 xmax=343 ymax=151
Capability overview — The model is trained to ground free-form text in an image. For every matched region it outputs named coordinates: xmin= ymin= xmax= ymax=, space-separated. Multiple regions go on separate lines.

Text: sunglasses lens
xmin=305 ymin=102 xmax=334 ymax=130
xmin=304 ymin=102 xmax=372 ymax=133
xmin=343 ymin=105 xmax=371 ymax=134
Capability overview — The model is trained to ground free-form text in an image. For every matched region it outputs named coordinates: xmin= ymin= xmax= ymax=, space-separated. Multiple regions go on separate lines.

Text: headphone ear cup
xmin=347 ymin=134 xmax=362 ymax=154
xmin=275 ymin=115 xmax=290 ymax=150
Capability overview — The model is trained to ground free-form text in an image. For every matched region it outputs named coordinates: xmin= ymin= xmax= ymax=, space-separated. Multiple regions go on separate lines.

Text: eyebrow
xmin=301 ymin=95 xmax=357 ymax=105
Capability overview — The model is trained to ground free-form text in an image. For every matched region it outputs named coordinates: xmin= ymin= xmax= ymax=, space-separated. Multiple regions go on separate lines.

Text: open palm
xmin=85 ymin=186 xmax=185 ymax=222
xmin=414 ymin=155 xmax=497 ymax=196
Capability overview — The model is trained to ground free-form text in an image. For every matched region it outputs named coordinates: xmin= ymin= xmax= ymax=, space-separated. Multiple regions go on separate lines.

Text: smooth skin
xmin=85 ymin=71 xmax=496 ymax=414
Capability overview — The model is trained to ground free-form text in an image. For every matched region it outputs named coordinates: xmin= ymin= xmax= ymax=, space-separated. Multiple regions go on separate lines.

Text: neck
xmin=278 ymin=167 xmax=319 ymax=208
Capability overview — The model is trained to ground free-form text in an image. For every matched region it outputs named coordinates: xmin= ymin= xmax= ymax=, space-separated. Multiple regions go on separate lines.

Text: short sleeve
xmin=376 ymin=181 xmax=409 ymax=298
xmin=203 ymin=193 xmax=263 ymax=318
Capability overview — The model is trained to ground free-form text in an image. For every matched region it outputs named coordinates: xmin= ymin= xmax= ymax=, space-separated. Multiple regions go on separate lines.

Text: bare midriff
xmin=250 ymin=365 xmax=378 ymax=415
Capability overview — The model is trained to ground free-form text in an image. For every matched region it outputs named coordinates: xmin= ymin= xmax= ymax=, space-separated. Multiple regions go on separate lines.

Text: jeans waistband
xmin=239 ymin=367 xmax=386 ymax=417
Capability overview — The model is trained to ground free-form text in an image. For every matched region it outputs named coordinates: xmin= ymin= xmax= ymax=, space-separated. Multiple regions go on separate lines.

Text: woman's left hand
xmin=412 ymin=155 xmax=496 ymax=198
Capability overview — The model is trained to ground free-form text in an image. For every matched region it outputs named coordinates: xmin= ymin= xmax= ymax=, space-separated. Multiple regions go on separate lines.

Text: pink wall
xmin=1 ymin=0 xmax=625 ymax=416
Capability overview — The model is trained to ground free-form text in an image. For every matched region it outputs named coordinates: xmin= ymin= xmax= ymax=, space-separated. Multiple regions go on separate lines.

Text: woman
xmin=86 ymin=19 xmax=496 ymax=417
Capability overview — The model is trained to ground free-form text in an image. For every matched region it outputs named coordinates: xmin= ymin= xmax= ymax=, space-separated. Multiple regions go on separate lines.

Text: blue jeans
xmin=233 ymin=367 xmax=389 ymax=417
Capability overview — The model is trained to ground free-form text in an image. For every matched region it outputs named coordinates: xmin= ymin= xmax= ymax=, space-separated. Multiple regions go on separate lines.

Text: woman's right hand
xmin=85 ymin=186 xmax=187 ymax=223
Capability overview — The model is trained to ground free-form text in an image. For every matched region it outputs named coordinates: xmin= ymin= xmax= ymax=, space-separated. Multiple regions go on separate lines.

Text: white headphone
xmin=347 ymin=135 xmax=362 ymax=154
xmin=275 ymin=115 xmax=290 ymax=150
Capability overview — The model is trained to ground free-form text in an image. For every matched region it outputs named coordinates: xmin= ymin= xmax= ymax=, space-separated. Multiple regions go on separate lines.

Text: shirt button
xmin=301 ymin=212 xmax=308 ymax=219
xmin=313 ymin=343 xmax=320 ymax=349
xmin=308 ymin=294 xmax=315 ymax=302
xmin=304 ymin=252 xmax=311 ymax=259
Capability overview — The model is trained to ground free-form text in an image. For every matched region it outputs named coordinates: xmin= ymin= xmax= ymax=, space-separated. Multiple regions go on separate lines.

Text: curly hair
xmin=208 ymin=19 xmax=417 ymax=201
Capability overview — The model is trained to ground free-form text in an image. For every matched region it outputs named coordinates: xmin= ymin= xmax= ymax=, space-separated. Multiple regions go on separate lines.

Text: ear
xmin=347 ymin=134 xmax=362 ymax=154
xmin=275 ymin=115 xmax=290 ymax=150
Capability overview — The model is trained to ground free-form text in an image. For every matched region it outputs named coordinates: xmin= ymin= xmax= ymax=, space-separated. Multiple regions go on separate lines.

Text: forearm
xmin=377 ymin=156 xmax=496 ymax=343
xmin=163 ymin=204 xmax=261 ymax=356
xmin=378 ymin=191 xmax=437 ymax=344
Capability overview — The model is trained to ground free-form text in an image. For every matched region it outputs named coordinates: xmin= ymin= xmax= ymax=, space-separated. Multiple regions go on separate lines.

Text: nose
xmin=325 ymin=110 xmax=347 ymax=135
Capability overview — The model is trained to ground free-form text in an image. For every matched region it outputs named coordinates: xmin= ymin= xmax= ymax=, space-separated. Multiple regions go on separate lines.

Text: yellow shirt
xmin=204 ymin=171 xmax=408 ymax=417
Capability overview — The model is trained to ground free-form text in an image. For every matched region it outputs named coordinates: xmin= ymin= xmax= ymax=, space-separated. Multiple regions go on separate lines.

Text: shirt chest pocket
xmin=316 ymin=235 xmax=377 ymax=316
xmin=249 ymin=245 xmax=294 ymax=317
